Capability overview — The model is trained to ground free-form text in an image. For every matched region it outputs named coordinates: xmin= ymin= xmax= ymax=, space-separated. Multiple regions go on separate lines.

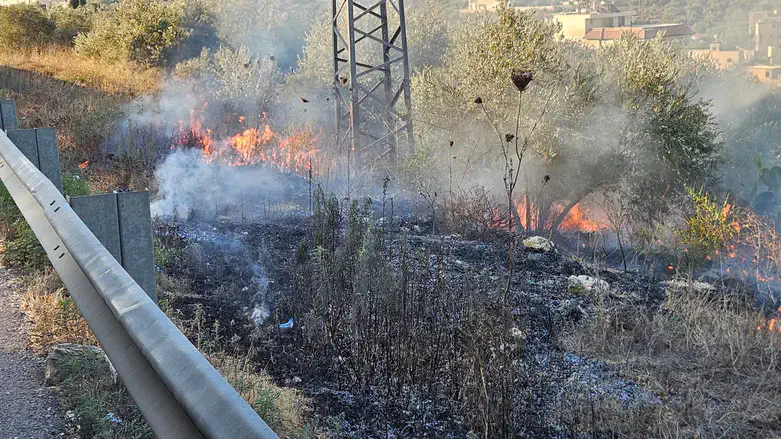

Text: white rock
xmin=45 ymin=344 xmax=117 ymax=386
xmin=523 ymin=236 xmax=555 ymax=253
xmin=664 ymin=279 xmax=716 ymax=294
xmin=510 ymin=327 xmax=525 ymax=340
xmin=568 ymin=275 xmax=610 ymax=293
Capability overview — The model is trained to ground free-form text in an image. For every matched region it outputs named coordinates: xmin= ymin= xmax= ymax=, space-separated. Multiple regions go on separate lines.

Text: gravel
xmin=0 ymin=266 xmax=71 ymax=439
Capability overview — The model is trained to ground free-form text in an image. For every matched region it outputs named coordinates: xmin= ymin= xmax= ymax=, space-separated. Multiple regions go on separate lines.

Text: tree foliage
xmin=0 ymin=5 xmax=54 ymax=50
xmin=411 ymin=5 xmax=722 ymax=232
xmin=75 ymin=0 xmax=189 ymax=67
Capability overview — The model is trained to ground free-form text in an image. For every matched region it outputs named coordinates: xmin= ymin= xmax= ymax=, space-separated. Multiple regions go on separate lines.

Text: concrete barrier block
xmin=117 ymin=191 xmax=156 ymax=301
xmin=35 ymin=128 xmax=62 ymax=193
xmin=0 ymin=100 xmax=18 ymax=131
xmin=70 ymin=194 xmax=122 ymax=264
xmin=6 ymin=129 xmax=39 ymax=168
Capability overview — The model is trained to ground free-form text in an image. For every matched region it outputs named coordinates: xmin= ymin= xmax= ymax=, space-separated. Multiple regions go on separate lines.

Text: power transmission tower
xmin=331 ymin=0 xmax=414 ymax=170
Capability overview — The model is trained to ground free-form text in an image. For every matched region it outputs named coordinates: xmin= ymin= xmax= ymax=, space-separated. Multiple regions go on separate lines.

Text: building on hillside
xmin=552 ymin=1 xmax=635 ymax=40
xmin=582 ymin=23 xmax=692 ymax=48
xmin=750 ymin=11 xmax=779 ymax=34
xmin=750 ymin=65 xmax=781 ymax=83
xmin=690 ymin=43 xmax=751 ymax=70
xmin=754 ymin=14 xmax=781 ymax=61
xmin=461 ymin=0 xmax=557 ymax=14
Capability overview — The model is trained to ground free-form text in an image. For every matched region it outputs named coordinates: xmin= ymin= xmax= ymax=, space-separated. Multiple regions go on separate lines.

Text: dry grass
xmin=209 ymin=354 xmax=318 ymax=439
xmin=0 ymin=47 xmax=161 ymax=177
xmin=561 ymin=281 xmax=781 ymax=438
xmin=19 ymin=269 xmax=97 ymax=353
xmin=0 ymin=48 xmax=161 ymax=98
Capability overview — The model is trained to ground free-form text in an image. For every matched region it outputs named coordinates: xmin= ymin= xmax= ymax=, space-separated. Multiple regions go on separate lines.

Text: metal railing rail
xmin=0 ymin=128 xmax=278 ymax=439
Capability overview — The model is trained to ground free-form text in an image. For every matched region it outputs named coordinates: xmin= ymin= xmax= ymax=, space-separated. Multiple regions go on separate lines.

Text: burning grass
xmin=172 ymin=107 xmax=324 ymax=176
xmin=561 ymin=281 xmax=781 ymax=437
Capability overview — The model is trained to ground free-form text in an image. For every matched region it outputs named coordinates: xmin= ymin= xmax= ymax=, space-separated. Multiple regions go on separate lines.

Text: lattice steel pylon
xmin=331 ymin=0 xmax=414 ymax=169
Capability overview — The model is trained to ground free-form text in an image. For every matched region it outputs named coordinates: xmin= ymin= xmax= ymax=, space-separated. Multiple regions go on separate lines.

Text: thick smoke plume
xmin=151 ymin=149 xmax=291 ymax=219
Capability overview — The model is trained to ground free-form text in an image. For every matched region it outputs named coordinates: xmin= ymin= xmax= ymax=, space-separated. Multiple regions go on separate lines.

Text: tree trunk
xmin=549 ymin=182 xmax=610 ymax=232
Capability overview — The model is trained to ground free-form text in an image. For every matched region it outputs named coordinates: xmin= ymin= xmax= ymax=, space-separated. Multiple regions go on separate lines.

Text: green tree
xmin=0 ymin=5 xmax=55 ymax=50
xmin=410 ymin=5 xmax=721 ymax=233
xmin=74 ymin=0 xmax=189 ymax=66
xmin=49 ymin=5 xmax=95 ymax=46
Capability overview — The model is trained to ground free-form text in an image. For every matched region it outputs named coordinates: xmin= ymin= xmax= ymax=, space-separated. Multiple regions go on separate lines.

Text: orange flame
xmin=173 ymin=108 xmax=322 ymax=175
xmin=511 ymin=197 xmax=608 ymax=232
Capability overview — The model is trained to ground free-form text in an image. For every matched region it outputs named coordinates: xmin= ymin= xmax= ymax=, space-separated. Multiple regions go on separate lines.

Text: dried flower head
xmin=449 ymin=140 xmax=454 ymax=147
xmin=474 ymin=96 xmax=483 ymax=104
xmin=505 ymin=134 xmax=515 ymax=143
xmin=511 ymin=71 xmax=534 ymax=92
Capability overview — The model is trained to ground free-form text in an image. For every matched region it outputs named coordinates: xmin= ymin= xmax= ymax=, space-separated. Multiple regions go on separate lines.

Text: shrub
xmin=49 ymin=5 xmax=95 ymax=46
xmin=678 ymin=187 xmax=740 ymax=267
xmin=174 ymin=45 xmax=277 ymax=112
xmin=0 ymin=5 xmax=55 ymax=50
xmin=2 ymin=218 xmax=48 ymax=271
xmin=75 ymin=0 xmax=188 ymax=67
xmin=0 ymin=172 xmax=89 ymax=272
xmin=280 ymin=188 xmax=520 ymax=436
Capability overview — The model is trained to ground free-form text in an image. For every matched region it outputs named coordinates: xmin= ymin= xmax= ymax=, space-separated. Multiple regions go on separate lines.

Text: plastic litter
xmin=279 ymin=318 xmax=294 ymax=329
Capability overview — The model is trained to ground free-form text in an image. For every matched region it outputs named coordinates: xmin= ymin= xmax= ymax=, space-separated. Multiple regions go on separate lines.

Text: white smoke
xmin=151 ymin=149 xmax=287 ymax=219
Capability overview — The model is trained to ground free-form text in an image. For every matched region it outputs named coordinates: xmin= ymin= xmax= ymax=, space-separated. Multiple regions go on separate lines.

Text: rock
xmin=45 ymin=344 xmax=117 ymax=386
xmin=523 ymin=236 xmax=555 ymax=253
xmin=664 ymin=279 xmax=716 ymax=294
xmin=568 ymin=275 xmax=610 ymax=293
xmin=510 ymin=327 xmax=526 ymax=341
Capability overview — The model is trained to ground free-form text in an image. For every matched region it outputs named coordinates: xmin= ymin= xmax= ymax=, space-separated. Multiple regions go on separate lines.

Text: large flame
xmin=173 ymin=107 xmax=322 ymax=175
xmin=512 ymin=197 xmax=608 ymax=233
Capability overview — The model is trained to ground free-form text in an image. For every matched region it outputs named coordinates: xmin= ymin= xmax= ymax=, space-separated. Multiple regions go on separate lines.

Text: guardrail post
xmin=70 ymin=192 xmax=157 ymax=302
xmin=0 ymin=100 xmax=18 ymax=131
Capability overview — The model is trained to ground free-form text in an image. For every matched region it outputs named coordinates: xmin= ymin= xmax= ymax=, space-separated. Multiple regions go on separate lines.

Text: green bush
xmin=49 ymin=5 xmax=95 ymax=46
xmin=75 ymin=0 xmax=188 ymax=66
xmin=2 ymin=219 xmax=48 ymax=272
xmin=62 ymin=172 xmax=90 ymax=197
xmin=0 ymin=172 xmax=90 ymax=272
xmin=0 ymin=5 xmax=55 ymax=50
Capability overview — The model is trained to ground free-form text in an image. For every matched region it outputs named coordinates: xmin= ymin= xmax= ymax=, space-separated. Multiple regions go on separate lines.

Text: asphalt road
xmin=0 ymin=266 xmax=69 ymax=439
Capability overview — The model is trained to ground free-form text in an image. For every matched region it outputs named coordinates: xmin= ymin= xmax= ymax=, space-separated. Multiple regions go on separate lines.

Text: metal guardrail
xmin=0 ymin=128 xmax=279 ymax=439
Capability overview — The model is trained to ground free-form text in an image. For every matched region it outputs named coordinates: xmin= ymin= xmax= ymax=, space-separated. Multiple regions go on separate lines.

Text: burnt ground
xmin=157 ymin=210 xmax=672 ymax=438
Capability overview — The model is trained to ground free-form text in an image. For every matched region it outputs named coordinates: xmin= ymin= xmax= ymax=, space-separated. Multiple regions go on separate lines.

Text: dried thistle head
xmin=505 ymin=134 xmax=514 ymax=143
xmin=474 ymin=96 xmax=483 ymax=104
xmin=511 ymin=71 xmax=534 ymax=92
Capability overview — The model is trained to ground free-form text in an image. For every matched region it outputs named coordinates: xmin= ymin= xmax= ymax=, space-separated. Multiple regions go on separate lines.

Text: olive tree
xmin=410 ymin=3 xmax=721 ymax=233
xmin=75 ymin=0 xmax=189 ymax=66
xmin=0 ymin=5 xmax=54 ymax=50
